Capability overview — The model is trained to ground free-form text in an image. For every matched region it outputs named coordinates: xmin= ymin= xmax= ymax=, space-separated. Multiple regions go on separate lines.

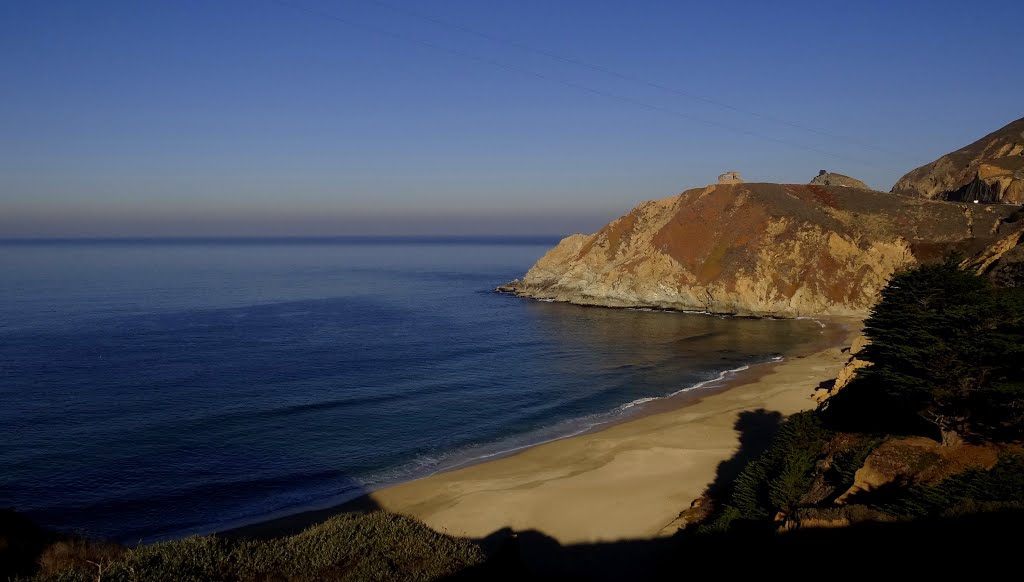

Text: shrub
xmin=30 ymin=512 xmax=485 ymax=582
xmin=875 ymin=451 xmax=1024 ymax=518
xmin=826 ymin=435 xmax=884 ymax=492
xmin=704 ymin=412 xmax=832 ymax=530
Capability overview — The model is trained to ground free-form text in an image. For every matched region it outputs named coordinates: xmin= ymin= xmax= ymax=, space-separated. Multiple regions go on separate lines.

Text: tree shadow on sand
xmin=703 ymin=408 xmax=784 ymax=499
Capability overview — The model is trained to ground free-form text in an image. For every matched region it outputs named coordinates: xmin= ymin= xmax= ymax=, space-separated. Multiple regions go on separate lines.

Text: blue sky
xmin=2 ymin=0 xmax=1022 ymax=237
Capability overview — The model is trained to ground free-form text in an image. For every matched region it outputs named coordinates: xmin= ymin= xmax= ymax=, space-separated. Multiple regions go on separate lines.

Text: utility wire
xmin=365 ymin=0 xmax=902 ymax=157
xmin=267 ymin=0 xmax=898 ymax=170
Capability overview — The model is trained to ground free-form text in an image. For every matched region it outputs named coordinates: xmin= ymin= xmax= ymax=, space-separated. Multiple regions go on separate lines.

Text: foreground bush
xmin=27 ymin=512 xmax=484 ymax=582
xmin=702 ymin=411 xmax=834 ymax=531
xmin=875 ymin=451 xmax=1024 ymax=518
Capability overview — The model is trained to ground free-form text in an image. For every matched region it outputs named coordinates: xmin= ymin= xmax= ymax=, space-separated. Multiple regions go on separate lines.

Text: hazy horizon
xmin=0 ymin=208 xmax=616 ymax=239
xmin=3 ymin=0 xmax=1023 ymax=238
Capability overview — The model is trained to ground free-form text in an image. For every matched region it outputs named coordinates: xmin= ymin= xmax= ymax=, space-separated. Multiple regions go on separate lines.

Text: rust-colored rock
xmin=892 ymin=116 xmax=1024 ymax=203
xmin=501 ymin=183 xmax=1016 ymax=317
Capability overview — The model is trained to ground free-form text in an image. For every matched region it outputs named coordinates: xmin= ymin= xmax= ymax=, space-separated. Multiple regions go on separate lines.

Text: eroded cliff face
xmin=892 ymin=117 xmax=1024 ymax=203
xmin=501 ymin=183 xmax=1015 ymax=317
xmin=959 ymin=213 xmax=1024 ymax=285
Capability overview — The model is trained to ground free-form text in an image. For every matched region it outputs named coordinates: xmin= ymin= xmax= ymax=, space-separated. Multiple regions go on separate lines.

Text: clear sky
xmin=2 ymin=0 xmax=1022 ymax=237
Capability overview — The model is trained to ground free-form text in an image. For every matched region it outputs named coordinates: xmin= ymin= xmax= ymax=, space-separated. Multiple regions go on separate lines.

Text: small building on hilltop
xmin=718 ymin=171 xmax=744 ymax=184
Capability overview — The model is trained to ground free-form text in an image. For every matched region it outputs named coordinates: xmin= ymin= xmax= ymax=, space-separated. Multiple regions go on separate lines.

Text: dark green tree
xmin=858 ymin=259 xmax=1024 ymax=445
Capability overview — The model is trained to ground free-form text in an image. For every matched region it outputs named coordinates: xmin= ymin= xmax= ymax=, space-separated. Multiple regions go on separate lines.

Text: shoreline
xmin=224 ymin=318 xmax=859 ymax=541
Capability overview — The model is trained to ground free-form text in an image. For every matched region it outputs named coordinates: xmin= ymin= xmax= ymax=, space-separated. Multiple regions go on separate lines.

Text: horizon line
xmin=0 ymin=234 xmax=568 ymax=245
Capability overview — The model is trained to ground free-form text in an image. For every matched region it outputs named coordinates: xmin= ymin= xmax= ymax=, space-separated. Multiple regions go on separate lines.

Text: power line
xmin=267 ymin=0 xmax=899 ymax=171
xmin=365 ymin=0 xmax=902 ymax=157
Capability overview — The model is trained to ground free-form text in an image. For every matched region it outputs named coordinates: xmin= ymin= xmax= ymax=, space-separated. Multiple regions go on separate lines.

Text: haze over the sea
xmin=2 ymin=0 xmax=1023 ymax=238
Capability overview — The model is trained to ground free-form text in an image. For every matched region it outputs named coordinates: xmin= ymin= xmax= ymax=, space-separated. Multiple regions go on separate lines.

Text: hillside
xmin=892 ymin=116 xmax=1024 ymax=203
xmin=500 ymin=183 xmax=1015 ymax=317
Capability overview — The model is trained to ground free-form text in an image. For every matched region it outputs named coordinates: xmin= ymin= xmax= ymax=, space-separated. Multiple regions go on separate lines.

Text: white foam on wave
xmin=618 ymin=396 xmax=657 ymax=410
xmin=610 ymin=356 xmax=786 ymax=415
xmin=626 ymin=306 xmax=713 ymax=316
xmin=430 ymin=359 xmax=779 ymax=474
xmin=794 ymin=316 xmax=827 ymax=328
xmin=412 ymin=358 xmax=787 ymax=478
xmin=668 ymin=363 xmax=749 ymax=397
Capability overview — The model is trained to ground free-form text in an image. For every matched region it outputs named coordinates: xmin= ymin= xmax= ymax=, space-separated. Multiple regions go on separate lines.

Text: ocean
xmin=0 ymin=238 xmax=826 ymax=542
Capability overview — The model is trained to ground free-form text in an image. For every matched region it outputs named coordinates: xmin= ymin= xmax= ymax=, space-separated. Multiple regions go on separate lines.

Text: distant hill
xmin=893 ymin=117 xmax=1024 ymax=203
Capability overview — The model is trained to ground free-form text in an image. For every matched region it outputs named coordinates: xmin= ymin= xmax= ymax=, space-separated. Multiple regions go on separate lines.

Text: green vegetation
xmin=832 ymin=259 xmax=1024 ymax=444
xmin=994 ymin=261 xmax=1024 ymax=288
xmin=826 ymin=435 xmax=885 ymax=491
xmin=12 ymin=512 xmax=483 ymax=582
xmin=707 ymin=412 xmax=831 ymax=529
xmin=875 ymin=451 xmax=1024 ymax=518
xmin=701 ymin=261 xmax=1024 ymax=536
xmin=702 ymin=415 xmax=884 ymax=532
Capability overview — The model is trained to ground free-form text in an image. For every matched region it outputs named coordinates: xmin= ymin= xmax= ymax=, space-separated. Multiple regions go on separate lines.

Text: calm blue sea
xmin=0 ymin=238 xmax=824 ymax=542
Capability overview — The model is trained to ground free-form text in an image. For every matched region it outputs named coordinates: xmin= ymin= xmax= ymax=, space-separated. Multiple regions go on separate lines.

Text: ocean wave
xmin=618 ymin=397 xmax=657 ymax=410
xmin=794 ymin=316 xmax=827 ymax=328
xmin=361 ymin=357 xmax=782 ymax=489
xmin=197 ymin=355 xmax=791 ymax=540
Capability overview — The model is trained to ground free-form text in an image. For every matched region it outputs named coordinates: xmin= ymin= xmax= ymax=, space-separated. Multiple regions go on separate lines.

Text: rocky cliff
xmin=500 ymin=183 xmax=1016 ymax=317
xmin=892 ymin=116 xmax=1024 ymax=203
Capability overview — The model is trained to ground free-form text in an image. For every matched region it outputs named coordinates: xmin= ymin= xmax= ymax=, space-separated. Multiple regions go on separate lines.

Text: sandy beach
xmin=367 ymin=327 xmax=856 ymax=544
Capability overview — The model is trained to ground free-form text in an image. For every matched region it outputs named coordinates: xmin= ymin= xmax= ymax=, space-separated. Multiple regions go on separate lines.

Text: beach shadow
xmin=703 ymin=408 xmax=784 ymax=498
xmin=446 ymin=527 xmax=678 ymax=582
xmin=445 ymin=409 xmax=788 ymax=581
xmin=221 ymin=408 xmax=782 ymax=579
xmin=447 ymin=509 xmax=1024 ymax=581
xmin=440 ymin=404 xmax=1022 ymax=580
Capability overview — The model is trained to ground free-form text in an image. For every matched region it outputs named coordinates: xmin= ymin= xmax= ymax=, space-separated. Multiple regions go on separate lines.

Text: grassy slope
xmin=6 ymin=512 xmax=484 ymax=582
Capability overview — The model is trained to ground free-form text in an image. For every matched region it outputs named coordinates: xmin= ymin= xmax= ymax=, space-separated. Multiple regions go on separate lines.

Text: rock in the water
xmin=501 ymin=183 xmax=1016 ymax=317
xmin=810 ymin=170 xmax=871 ymax=190
xmin=892 ymin=116 xmax=1024 ymax=203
